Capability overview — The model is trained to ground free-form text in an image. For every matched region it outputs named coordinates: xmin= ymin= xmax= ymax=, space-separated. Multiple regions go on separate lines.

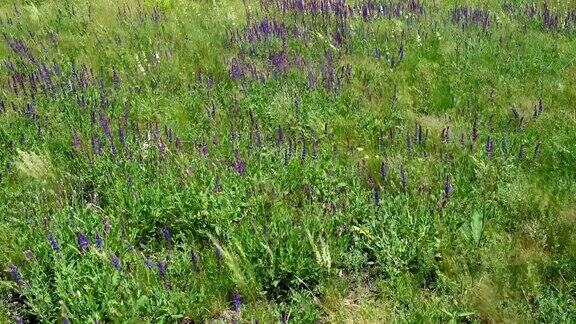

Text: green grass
xmin=0 ymin=0 xmax=575 ymax=322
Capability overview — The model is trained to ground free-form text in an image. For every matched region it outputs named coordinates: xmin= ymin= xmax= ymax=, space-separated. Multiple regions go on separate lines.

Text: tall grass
xmin=0 ymin=0 xmax=575 ymax=322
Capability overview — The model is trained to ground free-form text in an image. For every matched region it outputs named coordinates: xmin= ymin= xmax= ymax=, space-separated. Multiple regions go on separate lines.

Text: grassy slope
xmin=0 ymin=0 xmax=575 ymax=322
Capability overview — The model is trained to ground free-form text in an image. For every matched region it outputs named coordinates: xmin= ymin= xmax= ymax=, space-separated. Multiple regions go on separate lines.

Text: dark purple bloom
xmin=95 ymin=230 xmax=103 ymax=252
xmin=112 ymin=69 xmax=120 ymax=88
xmin=374 ymin=186 xmax=381 ymax=206
xmin=234 ymin=149 xmax=245 ymax=176
xmin=534 ymin=141 xmax=541 ymax=158
xmin=232 ymin=291 xmax=242 ymax=312
xmin=380 ymin=161 xmax=388 ymax=182
xmin=76 ymin=231 xmax=90 ymax=253
xmin=485 ymin=136 xmax=494 ymax=157
xmin=110 ymin=253 xmax=122 ymax=271
xmin=441 ymin=126 xmax=450 ymax=142
xmin=161 ymin=224 xmax=171 ymax=242
xmin=190 ymin=250 xmax=198 ymax=269
xmin=471 ymin=118 xmax=478 ymax=142
xmin=144 ymin=256 xmax=155 ymax=270
xmin=157 ymin=260 xmax=167 ymax=278
xmin=406 ymin=129 xmax=413 ymax=151
xmin=230 ymin=58 xmax=243 ymax=80
xmin=48 ymin=232 xmax=59 ymax=251
xmin=8 ymin=263 xmax=22 ymax=284
xmin=444 ymin=175 xmax=452 ymax=198
xmin=103 ymin=216 xmax=110 ymax=235
xmin=518 ymin=144 xmax=525 ymax=160
xmin=400 ymin=165 xmax=408 ymax=190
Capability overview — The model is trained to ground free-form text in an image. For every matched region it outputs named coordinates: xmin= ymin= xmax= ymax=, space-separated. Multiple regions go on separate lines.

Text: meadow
xmin=0 ymin=0 xmax=575 ymax=322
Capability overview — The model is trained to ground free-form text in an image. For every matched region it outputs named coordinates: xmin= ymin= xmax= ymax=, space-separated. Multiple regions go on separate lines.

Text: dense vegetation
xmin=1 ymin=0 xmax=575 ymax=322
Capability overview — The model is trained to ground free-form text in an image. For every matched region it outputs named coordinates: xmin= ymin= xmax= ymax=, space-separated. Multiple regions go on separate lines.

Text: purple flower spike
xmin=48 ymin=232 xmax=59 ymax=251
xmin=190 ymin=250 xmax=198 ymax=269
xmin=144 ymin=256 xmax=155 ymax=270
xmin=161 ymin=224 xmax=171 ymax=242
xmin=485 ymin=136 xmax=494 ymax=157
xmin=534 ymin=141 xmax=541 ymax=158
xmin=234 ymin=149 xmax=245 ymax=176
xmin=95 ymin=230 xmax=103 ymax=252
xmin=112 ymin=69 xmax=121 ymax=89
xmin=232 ymin=291 xmax=242 ymax=312
xmin=103 ymin=216 xmax=110 ymax=235
xmin=8 ymin=262 xmax=22 ymax=284
xmin=157 ymin=260 xmax=167 ymax=278
xmin=374 ymin=186 xmax=381 ymax=206
xmin=471 ymin=118 xmax=478 ymax=142
xmin=110 ymin=253 xmax=122 ymax=271
xmin=76 ymin=231 xmax=90 ymax=253
xmin=444 ymin=175 xmax=453 ymax=198
xmin=400 ymin=165 xmax=408 ymax=190
xmin=380 ymin=161 xmax=388 ymax=182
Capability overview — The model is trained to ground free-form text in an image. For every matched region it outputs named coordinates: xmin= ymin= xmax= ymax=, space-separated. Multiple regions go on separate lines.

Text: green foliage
xmin=0 ymin=0 xmax=575 ymax=322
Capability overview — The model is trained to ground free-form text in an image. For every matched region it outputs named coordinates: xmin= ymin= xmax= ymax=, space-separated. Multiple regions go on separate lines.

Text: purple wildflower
xmin=444 ymin=175 xmax=453 ymax=198
xmin=374 ymin=186 xmax=381 ymax=206
xmin=400 ymin=165 xmax=408 ymax=190
xmin=534 ymin=141 xmax=541 ymax=158
xmin=234 ymin=149 xmax=245 ymax=176
xmin=230 ymin=58 xmax=243 ymax=80
xmin=76 ymin=231 xmax=90 ymax=253
xmin=518 ymin=144 xmax=525 ymax=160
xmin=112 ymin=69 xmax=120 ymax=88
xmin=144 ymin=256 xmax=155 ymax=270
xmin=103 ymin=216 xmax=110 ymax=235
xmin=8 ymin=262 xmax=22 ymax=284
xmin=157 ymin=260 xmax=167 ymax=278
xmin=110 ymin=253 xmax=122 ymax=271
xmin=161 ymin=224 xmax=171 ymax=242
xmin=48 ymin=232 xmax=59 ymax=251
xmin=380 ymin=161 xmax=388 ymax=182
xmin=232 ymin=291 xmax=242 ymax=312
xmin=190 ymin=250 xmax=198 ymax=269
xmin=485 ymin=136 xmax=494 ymax=157
xmin=471 ymin=118 xmax=478 ymax=142
xmin=95 ymin=230 xmax=103 ymax=252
